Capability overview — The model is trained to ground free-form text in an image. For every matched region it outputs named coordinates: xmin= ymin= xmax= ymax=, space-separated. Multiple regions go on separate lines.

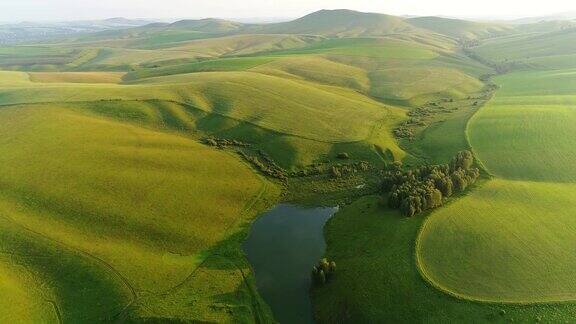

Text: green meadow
xmin=415 ymin=66 xmax=576 ymax=305
xmin=418 ymin=179 xmax=576 ymax=302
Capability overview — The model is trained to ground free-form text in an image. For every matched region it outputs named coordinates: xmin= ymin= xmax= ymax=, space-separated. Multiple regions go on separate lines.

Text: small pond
xmin=243 ymin=204 xmax=338 ymax=324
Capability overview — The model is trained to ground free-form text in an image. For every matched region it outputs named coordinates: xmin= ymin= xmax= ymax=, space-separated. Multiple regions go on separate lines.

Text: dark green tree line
xmin=381 ymin=150 xmax=480 ymax=217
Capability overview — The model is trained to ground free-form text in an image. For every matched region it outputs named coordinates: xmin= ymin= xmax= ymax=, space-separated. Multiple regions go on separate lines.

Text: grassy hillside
xmin=124 ymin=56 xmax=277 ymax=80
xmin=416 ymin=62 xmax=576 ymax=304
xmin=0 ymin=71 xmax=396 ymax=143
xmin=0 ymin=70 xmax=408 ymax=169
xmin=247 ymin=37 xmax=486 ymax=106
xmin=474 ymin=29 xmax=576 ymax=69
xmin=250 ymin=9 xmax=418 ymax=37
xmin=261 ymin=37 xmax=440 ymax=59
xmin=28 ymin=71 xmax=125 ymax=83
xmin=0 ymin=104 xmax=279 ymax=322
xmin=408 ymin=16 xmax=514 ymax=40
xmin=468 ymin=69 xmax=576 ymax=181
xmin=159 ymin=34 xmax=319 ymax=54
xmin=369 ymin=66 xmax=484 ymax=105
xmin=418 ymin=179 xmax=576 ymax=302
xmin=252 ymin=55 xmax=370 ymax=91
xmin=309 ymin=12 xmax=576 ymax=322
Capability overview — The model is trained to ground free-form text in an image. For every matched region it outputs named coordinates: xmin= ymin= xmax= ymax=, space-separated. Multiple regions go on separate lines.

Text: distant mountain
xmin=516 ymin=19 xmax=576 ymax=33
xmin=102 ymin=17 xmax=155 ymax=26
xmin=511 ymin=12 xmax=576 ymax=24
xmin=408 ymin=16 xmax=514 ymax=39
xmin=9 ymin=9 xmax=566 ymax=47
xmin=0 ymin=18 xmax=156 ymax=45
xmin=244 ymin=10 xmax=518 ymax=40
xmin=169 ymin=18 xmax=244 ymax=33
xmin=249 ymin=9 xmax=419 ymax=37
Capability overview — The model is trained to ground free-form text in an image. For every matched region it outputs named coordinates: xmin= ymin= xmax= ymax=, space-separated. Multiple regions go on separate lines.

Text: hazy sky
xmin=1 ymin=0 xmax=575 ymax=22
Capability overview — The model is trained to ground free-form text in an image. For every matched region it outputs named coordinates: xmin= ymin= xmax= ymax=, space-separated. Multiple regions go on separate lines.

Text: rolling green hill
xmin=417 ymin=59 xmax=576 ymax=304
xmin=250 ymin=9 xmax=419 ymax=37
xmin=418 ymin=179 xmax=576 ymax=302
xmin=4 ymin=7 xmax=576 ymax=323
xmin=301 ymin=9 xmax=576 ymax=323
xmin=0 ymin=104 xmax=279 ymax=322
xmin=474 ymin=28 xmax=576 ymax=69
xmin=168 ymin=18 xmax=244 ymax=33
xmin=408 ymin=16 xmax=514 ymax=40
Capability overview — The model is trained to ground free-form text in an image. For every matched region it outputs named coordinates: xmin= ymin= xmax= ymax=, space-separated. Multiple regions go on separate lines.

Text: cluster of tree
xmin=330 ymin=161 xmax=370 ymax=178
xmin=311 ymin=258 xmax=337 ymax=286
xmin=464 ymin=49 xmax=522 ymax=75
xmin=382 ymin=151 xmax=480 ymax=217
xmin=289 ymin=161 xmax=371 ymax=178
xmin=394 ymin=101 xmax=459 ymax=140
xmin=238 ymin=151 xmax=287 ymax=180
xmin=203 ymin=137 xmax=250 ymax=148
xmin=393 ymin=126 xmax=414 ymax=139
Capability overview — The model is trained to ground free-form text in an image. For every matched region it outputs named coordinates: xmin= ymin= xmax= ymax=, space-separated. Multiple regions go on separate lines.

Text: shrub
xmin=330 ymin=166 xmax=342 ymax=178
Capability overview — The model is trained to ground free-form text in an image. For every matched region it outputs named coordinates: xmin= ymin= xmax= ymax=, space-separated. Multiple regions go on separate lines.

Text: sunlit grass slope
xmin=249 ymin=37 xmax=485 ymax=106
xmin=474 ymin=29 xmax=576 ymax=69
xmin=29 ymin=71 xmax=125 ymax=84
xmin=469 ymin=70 xmax=576 ymax=182
xmin=63 ymin=98 xmax=404 ymax=169
xmin=250 ymin=55 xmax=370 ymax=92
xmin=418 ymin=179 xmax=576 ymax=302
xmin=0 ymin=70 xmax=407 ymax=168
xmin=408 ymin=16 xmax=514 ymax=40
xmin=161 ymin=34 xmax=318 ymax=55
xmin=0 ymin=105 xmax=278 ymax=322
xmin=124 ymin=56 xmax=276 ymax=80
xmin=369 ymin=66 xmax=483 ymax=105
xmin=265 ymin=37 xmax=439 ymax=60
xmin=0 ymin=71 xmax=396 ymax=143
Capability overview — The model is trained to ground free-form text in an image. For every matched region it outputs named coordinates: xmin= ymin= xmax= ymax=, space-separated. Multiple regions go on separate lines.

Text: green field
xmin=418 ymin=179 xmax=576 ymax=302
xmin=312 ymin=196 xmax=576 ymax=322
xmin=416 ymin=59 xmax=576 ymax=304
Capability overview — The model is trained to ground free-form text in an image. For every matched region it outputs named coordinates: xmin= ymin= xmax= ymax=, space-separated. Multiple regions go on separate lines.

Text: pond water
xmin=243 ymin=204 xmax=338 ymax=324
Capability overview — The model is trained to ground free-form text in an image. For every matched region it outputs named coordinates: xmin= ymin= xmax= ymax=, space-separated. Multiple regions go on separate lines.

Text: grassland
xmin=0 ymin=104 xmax=279 ymax=322
xmin=2 ymin=8 xmax=560 ymax=323
xmin=28 ymin=71 xmax=125 ymax=83
xmin=416 ymin=57 xmax=576 ymax=304
xmin=307 ymin=12 xmax=576 ymax=323
xmin=418 ymin=179 xmax=576 ymax=302
xmin=0 ymin=69 xmax=407 ymax=169
xmin=312 ymin=196 xmax=576 ymax=323
xmin=474 ymin=29 xmax=576 ymax=64
xmin=0 ymin=20 xmax=425 ymax=321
